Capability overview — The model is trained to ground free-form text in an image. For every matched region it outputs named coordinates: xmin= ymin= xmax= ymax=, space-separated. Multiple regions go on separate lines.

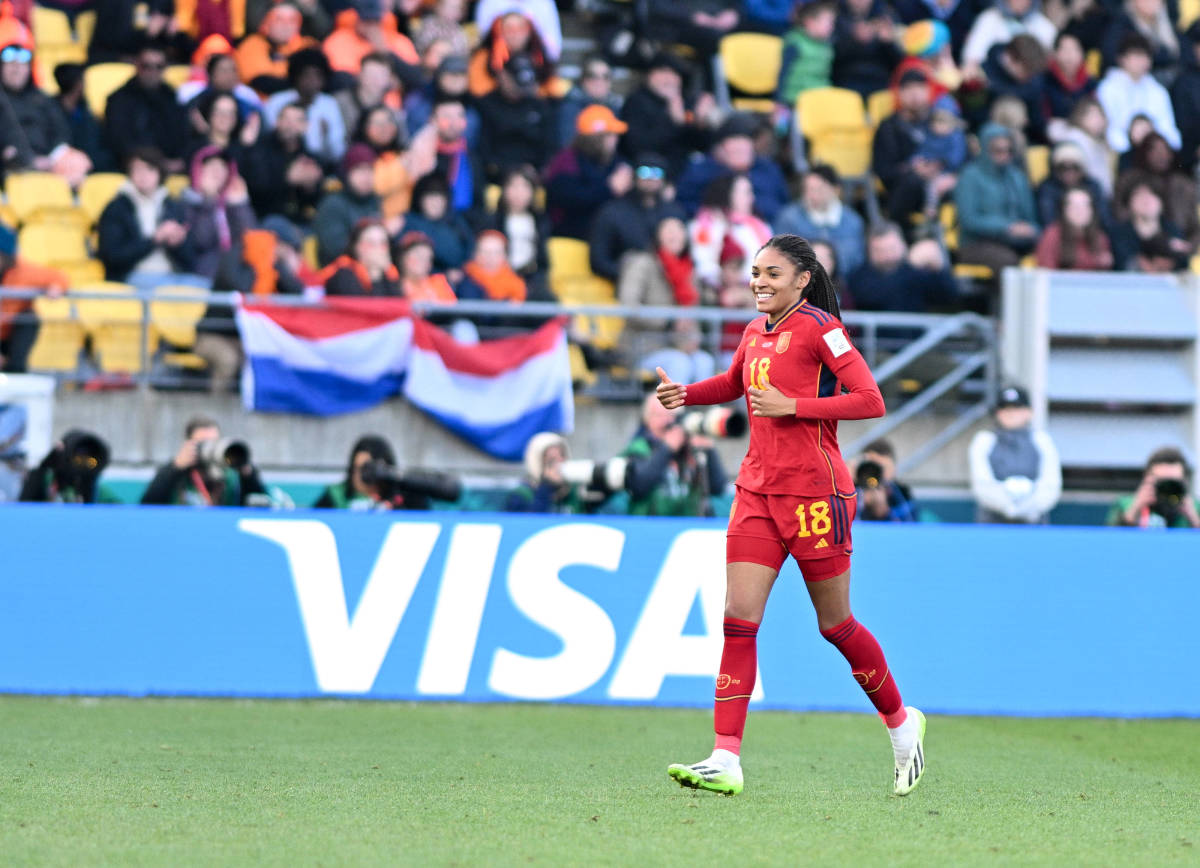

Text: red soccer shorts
xmin=726 ymin=486 xmax=856 ymax=582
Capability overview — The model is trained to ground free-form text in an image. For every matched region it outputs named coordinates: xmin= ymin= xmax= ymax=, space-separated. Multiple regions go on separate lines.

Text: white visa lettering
xmin=239 ymin=519 xmax=440 ymax=693
xmin=488 ymin=524 xmax=623 ymax=700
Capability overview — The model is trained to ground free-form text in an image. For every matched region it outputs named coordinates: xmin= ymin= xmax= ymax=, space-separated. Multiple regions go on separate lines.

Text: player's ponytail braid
xmin=759 ymin=234 xmax=842 ymax=321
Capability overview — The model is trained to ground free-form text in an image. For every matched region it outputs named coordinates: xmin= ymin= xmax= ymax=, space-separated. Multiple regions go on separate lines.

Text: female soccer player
xmin=656 ymin=234 xmax=926 ymax=797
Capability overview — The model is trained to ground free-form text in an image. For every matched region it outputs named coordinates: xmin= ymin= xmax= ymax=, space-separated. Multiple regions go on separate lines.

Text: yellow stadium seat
xmin=4 ymin=171 xmax=79 ymax=225
xmin=716 ymin=33 xmax=784 ymax=113
xmin=84 ymin=62 xmax=135 ymax=119
xmin=35 ymin=43 xmax=87 ymax=95
xmin=164 ymin=64 xmax=191 ymax=90
xmin=567 ymin=342 xmax=595 ymax=386
xmin=1182 ymin=0 xmax=1200 ymax=28
xmin=60 ymin=259 xmax=106 ymax=286
xmin=867 ymin=89 xmax=894 ymax=128
xmin=302 ymin=235 xmax=320 ymax=270
xmin=17 ymin=222 xmax=89 ymax=266
xmin=807 ymin=127 xmax=874 ymax=177
xmin=796 ymin=87 xmax=867 ymax=139
xmin=547 ymin=236 xmax=592 ymax=301
xmin=74 ymin=10 xmax=96 ymax=47
xmin=27 ymin=296 xmax=84 ymax=372
xmin=1026 ymin=144 xmax=1050 ymax=186
xmin=75 ymin=282 xmax=153 ymax=373
xmin=31 ymin=5 xmax=75 ymax=47
xmin=953 ymin=263 xmax=995 ymax=281
xmin=1086 ymin=49 xmax=1102 ymax=77
xmin=149 ymin=285 xmax=208 ymax=349
xmin=165 ymin=174 xmax=190 ymax=197
xmin=77 ymin=172 xmax=128 ymax=225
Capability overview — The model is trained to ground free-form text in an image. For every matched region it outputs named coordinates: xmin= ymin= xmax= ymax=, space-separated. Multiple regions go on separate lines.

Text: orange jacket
xmin=0 ymin=261 xmax=69 ymax=340
xmin=323 ymin=9 xmax=418 ymax=76
xmin=235 ymin=32 xmax=319 ymax=86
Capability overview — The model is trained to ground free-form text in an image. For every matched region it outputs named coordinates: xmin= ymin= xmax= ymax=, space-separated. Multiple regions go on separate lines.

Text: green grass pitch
xmin=1 ymin=697 xmax=1197 ymax=866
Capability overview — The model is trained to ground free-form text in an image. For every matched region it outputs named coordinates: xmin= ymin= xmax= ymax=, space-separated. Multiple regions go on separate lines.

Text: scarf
xmin=657 ymin=248 xmax=698 ymax=306
xmin=463 ymin=260 xmax=526 ymax=302
xmin=437 ymin=137 xmax=473 ymax=212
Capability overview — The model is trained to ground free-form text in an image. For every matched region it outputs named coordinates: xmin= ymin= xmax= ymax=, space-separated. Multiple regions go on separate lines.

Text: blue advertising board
xmin=1 ymin=505 xmax=1195 ymax=717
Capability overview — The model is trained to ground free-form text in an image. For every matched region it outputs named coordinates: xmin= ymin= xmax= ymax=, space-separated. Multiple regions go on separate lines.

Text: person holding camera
xmin=19 ymin=430 xmax=120 ymax=504
xmin=854 ymin=438 xmax=918 ymax=522
xmin=621 ymin=392 xmax=729 ymax=517
xmin=1107 ymin=447 xmax=1200 ymax=529
xmin=314 ymin=435 xmax=461 ymax=511
xmin=141 ymin=417 xmax=268 ymax=507
xmin=505 ymin=432 xmax=585 ymax=514
xmin=968 ymin=386 xmax=1062 ymax=524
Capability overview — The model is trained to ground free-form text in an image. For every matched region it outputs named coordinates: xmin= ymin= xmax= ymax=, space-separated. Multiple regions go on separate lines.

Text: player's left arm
xmin=748 ymin=324 xmax=885 ymax=420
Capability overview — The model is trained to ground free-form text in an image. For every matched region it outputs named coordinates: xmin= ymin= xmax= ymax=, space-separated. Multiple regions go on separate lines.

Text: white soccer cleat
xmin=667 ymin=750 xmax=744 ymax=795
xmin=893 ymin=706 xmax=927 ymax=796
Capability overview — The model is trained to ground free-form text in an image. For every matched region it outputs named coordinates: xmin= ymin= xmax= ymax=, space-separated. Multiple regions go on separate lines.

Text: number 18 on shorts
xmin=726 ymin=487 xmax=856 ymax=581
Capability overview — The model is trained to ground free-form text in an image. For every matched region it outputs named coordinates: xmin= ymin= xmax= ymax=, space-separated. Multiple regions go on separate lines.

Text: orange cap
xmin=576 ymin=104 xmax=627 ymax=136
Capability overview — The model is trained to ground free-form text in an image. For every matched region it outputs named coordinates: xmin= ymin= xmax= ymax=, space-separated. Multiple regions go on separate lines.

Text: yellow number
xmin=795 ymin=501 xmax=831 ymax=538
xmin=748 ymin=356 xmax=771 ymax=390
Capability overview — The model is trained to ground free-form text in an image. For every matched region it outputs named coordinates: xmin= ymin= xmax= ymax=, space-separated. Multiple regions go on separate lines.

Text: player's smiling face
xmin=750 ymin=246 xmax=809 ymax=321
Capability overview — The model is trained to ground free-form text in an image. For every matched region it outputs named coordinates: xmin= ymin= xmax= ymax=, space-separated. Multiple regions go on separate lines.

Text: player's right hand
xmin=656 ymin=367 xmax=687 ymax=410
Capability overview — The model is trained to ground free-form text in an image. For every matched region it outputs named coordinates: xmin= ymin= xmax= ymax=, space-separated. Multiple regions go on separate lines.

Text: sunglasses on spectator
xmin=1 ymin=46 xmax=32 ymax=63
xmin=636 ymin=166 xmax=665 ymax=180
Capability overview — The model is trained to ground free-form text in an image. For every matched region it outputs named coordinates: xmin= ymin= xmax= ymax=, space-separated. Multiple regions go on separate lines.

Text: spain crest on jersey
xmin=775 ymin=332 xmax=791 ymax=354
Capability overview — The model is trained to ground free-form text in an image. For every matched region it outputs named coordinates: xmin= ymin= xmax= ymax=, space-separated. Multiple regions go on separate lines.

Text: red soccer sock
xmin=820 ymin=615 xmax=903 ymax=719
xmin=713 ymin=617 xmax=759 ymax=755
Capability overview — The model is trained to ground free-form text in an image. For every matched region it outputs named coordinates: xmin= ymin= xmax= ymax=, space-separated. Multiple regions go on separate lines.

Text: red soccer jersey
xmin=683 ymin=299 xmax=885 ymax=496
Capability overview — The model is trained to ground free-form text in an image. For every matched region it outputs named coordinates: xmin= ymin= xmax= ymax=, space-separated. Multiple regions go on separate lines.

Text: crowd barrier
xmin=1 ymin=505 xmax=1194 ymax=717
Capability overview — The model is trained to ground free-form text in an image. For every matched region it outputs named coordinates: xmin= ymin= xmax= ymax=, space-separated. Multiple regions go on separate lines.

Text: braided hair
xmin=757 ymin=234 xmax=842 ymax=320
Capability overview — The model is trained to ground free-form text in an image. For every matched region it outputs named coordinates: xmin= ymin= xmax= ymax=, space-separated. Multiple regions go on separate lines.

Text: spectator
xmin=468 ymin=10 xmax=556 ymax=98
xmin=0 ymin=222 xmax=69 ymax=373
xmin=873 ymin=66 xmax=955 ymax=226
xmin=557 ymin=54 xmax=623 ymax=149
xmin=619 ymin=215 xmax=705 ymax=360
xmin=810 ymin=239 xmax=851 ymax=306
xmin=743 ymin=0 xmax=794 ymax=34
xmin=478 ymin=165 xmax=552 ymax=300
xmin=104 ymin=41 xmax=190 ymax=174
xmin=955 ymin=123 xmax=1039 ymax=273
xmin=689 ymin=173 xmax=773 ymax=289
xmin=235 ymin=2 xmax=319 ymax=94
xmin=352 ymin=104 xmax=422 ymax=220
xmin=505 ymin=432 xmax=585 ymax=514
xmin=1171 ymin=21 xmax=1200 ymax=171
xmin=313 ymin=143 xmax=383 ymax=266
xmin=777 ymin=0 xmax=837 ymax=108
xmin=418 ymin=96 xmax=484 ymax=214
xmin=832 ymin=0 xmax=902 ymax=98
xmin=1111 ymin=179 xmax=1191 ymax=271
xmin=396 ymin=230 xmax=456 ymax=302
xmin=475 ymin=53 xmax=555 ymax=183
xmin=201 ymin=216 xmax=311 ymax=390
xmin=1100 ymin=0 xmax=1180 ymax=79
xmin=334 ymin=51 xmax=408 ymax=153
xmin=775 ymin=164 xmax=867 ymax=276
xmin=262 ymin=48 xmax=347 ymax=165
xmin=891 ymin=0 xmax=982 ymax=60
xmin=982 ymin=34 xmax=1051 ymax=143
xmin=544 ymin=104 xmax=630 ymax=239
xmin=52 ymin=63 xmax=116 ymax=173
xmin=900 ymin=19 xmax=962 ymax=94
xmin=178 ymin=146 xmax=257 ymax=279
xmin=643 ymin=2 xmax=739 ymax=60
xmin=1043 ymin=31 xmax=1097 ymax=121
xmin=415 ymin=0 xmax=471 ymax=59
xmin=968 ymin=385 xmax=1062 ymax=524
xmin=96 ymin=148 xmax=198 ymax=289
xmin=1047 ymin=96 xmax=1117 ymax=196
xmin=988 ymin=93 xmax=1031 ymax=158
xmin=245 ymin=0 xmax=333 ymax=41
xmin=314 ymin=435 xmax=430 ymax=510
xmin=322 ymin=0 xmax=419 ymax=77
xmin=184 ymin=89 xmax=262 ymax=164
xmin=848 ymin=222 xmax=957 ymax=312
xmin=1034 ymin=185 xmax=1115 ymax=269
xmin=1036 ymin=140 xmax=1113 ymax=229
xmin=88 ymin=0 xmax=191 ymax=64
xmin=475 ymin=0 xmax=562 ymax=62
xmin=853 ymin=438 xmax=918 ymax=521
xmin=962 ymin=0 xmax=1057 ymax=73
xmin=141 ymin=417 xmax=269 ymax=506
xmin=1097 ymin=34 xmax=1180 ymax=153
xmin=402 ymin=173 xmax=474 ymax=277
xmin=620 ymin=392 xmax=728 ymax=517
xmin=618 ymin=52 xmax=718 ymax=179
xmin=589 ymin=152 xmax=688 ymax=281
xmin=19 ymin=430 xmax=119 ymax=504
xmin=714 ymin=236 xmax=754 ymax=366
xmin=404 ymin=54 xmax=481 ymax=147
xmin=640 ymin=319 xmax=717 ymax=384
xmin=676 ymin=114 xmax=788 ymax=222
xmin=323 ymin=218 xmax=402 ymax=296
xmin=0 ymin=38 xmax=76 ymax=178
xmin=914 ymin=98 xmax=969 ymax=215
xmin=179 ymin=46 xmax=264 ymax=117
xmin=1107 ymin=446 xmax=1200 ymax=528
xmin=1113 ymin=131 xmax=1200 ymax=245
xmin=240 ymin=100 xmax=324 ymax=225
xmin=456 ymin=229 xmax=526 ymax=302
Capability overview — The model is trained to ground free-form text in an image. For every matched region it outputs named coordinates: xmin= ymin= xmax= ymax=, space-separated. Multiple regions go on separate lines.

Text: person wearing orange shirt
xmin=235 ymin=2 xmax=319 ymax=94
xmin=0 ymin=222 xmax=69 ymax=373
xmin=322 ymin=0 xmax=418 ymax=77
xmin=456 ymin=229 xmax=527 ymax=302
xmin=396 ymin=231 xmax=456 ymax=302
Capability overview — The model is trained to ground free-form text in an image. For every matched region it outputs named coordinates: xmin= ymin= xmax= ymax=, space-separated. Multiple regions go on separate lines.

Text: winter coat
xmin=0 ymin=84 xmax=70 ymax=170
xmin=954 ymin=123 xmax=1039 ymax=247
xmin=617 ymin=86 xmax=710 ymax=179
xmin=312 ymin=188 xmax=382 ymax=266
xmin=474 ymin=91 xmax=554 ymax=182
xmin=588 ymin=193 xmax=687 ymax=281
xmin=177 ymin=189 xmax=257 ymax=278
xmin=777 ymin=27 xmax=834 ymax=105
xmin=847 ymin=261 xmax=958 ymax=313
xmin=543 ymin=146 xmax=620 ymax=240
xmin=832 ymin=0 xmax=902 ymax=97
xmin=97 ymin=188 xmax=196 ymax=281
xmin=240 ymin=132 xmax=324 ymax=225
xmin=961 ymin=1 xmax=1056 ymax=67
xmin=1096 ymin=68 xmax=1181 ymax=153
xmin=675 ymin=156 xmax=788 ymax=222
xmin=774 ymin=200 xmax=867 ymax=276
xmin=104 ymin=78 xmax=190 ymax=165
xmin=403 ymin=212 xmax=475 ymax=272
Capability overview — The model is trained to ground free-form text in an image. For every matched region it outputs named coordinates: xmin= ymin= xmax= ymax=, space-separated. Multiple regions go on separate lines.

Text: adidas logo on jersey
xmin=814 ymin=538 xmax=829 ymax=549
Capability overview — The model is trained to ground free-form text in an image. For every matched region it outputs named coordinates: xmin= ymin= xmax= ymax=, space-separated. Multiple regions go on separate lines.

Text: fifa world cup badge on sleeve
xmin=823 ymin=328 xmax=852 ymax=358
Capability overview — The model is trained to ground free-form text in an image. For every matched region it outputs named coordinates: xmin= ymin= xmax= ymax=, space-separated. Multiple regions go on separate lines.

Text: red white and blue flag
xmin=235 ymin=299 xmax=574 ymax=460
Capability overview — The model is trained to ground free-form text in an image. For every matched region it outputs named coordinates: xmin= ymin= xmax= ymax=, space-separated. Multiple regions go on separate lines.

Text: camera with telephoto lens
xmin=360 ymin=459 xmax=463 ymax=503
xmin=54 ymin=430 xmax=109 ymax=497
xmin=855 ymin=459 xmax=885 ymax=491
xmin=679 ymin=407 xmax=748 ymax=439
xmin=195 ymin=438 xmax=252 ymax=481
xmin=560 ymin=456 xmax=631 ymax=495
xmin=1152 ymin=477 xmax=1188 ymax=520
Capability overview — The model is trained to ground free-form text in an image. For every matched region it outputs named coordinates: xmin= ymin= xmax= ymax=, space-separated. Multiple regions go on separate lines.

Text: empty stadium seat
xmin=149 ymin=286 xmax=208 ymax=348
xmin=59 ymin=259 xmax=106 ymax=286
xmin=796 ymin=87 xmax=867 ymax=139
xmin=547 ymin=236 xmax=592 ymax=300
xmin=1026 ymin=145 xmax=1050 ymax=186
xmin=27 ymin=296 xmax=84 ymax=373
xmin=74 ymin=10 xmax=96 ymax=47
xmin=77 ymin=173 xmax=128 ymax=226
xmin=867 ymin=88 xmax=894 ymax=128
xmin=164 ymin=64 xmax=191 ymax=90
xmin=75 ymin=282 xmax=153 ymax=373
xmin=165 ymin=174 xmax=190 ymax=197
xmin=30 ymin=5 xmax=75 ymax=47
xmin=714 ymin=33 xmax=783 ymax=113
xmin=35 ymin=44 xmax=87 ymax=95
xmin=17 ymin=222 xmax=89 ymax=266
xmin=84 ymin=62 xmax=135 ymax=119
xmin=4 ymin=172 xmax=82 ymax=226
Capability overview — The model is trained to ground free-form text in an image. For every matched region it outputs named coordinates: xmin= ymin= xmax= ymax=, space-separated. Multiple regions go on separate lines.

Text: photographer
xmin=1107 ymin=447 xmax=1200 ymax=529
xmin=621 ymin=393 xmax=730 ymax=517
xmin=19 ymin=430 xmax=120 ymax=504
xmin=968 ymin=387 xmax=1062 ymax=524
xmin=506 ymin=433 xmax=585 ymax=514
xmin=313 ymin=436 xmax=460 ymax=511
xmin=141 ymin=417 xmax=268 ymax=507
xmin=853 ymin=439 xmax=918 ymax=523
